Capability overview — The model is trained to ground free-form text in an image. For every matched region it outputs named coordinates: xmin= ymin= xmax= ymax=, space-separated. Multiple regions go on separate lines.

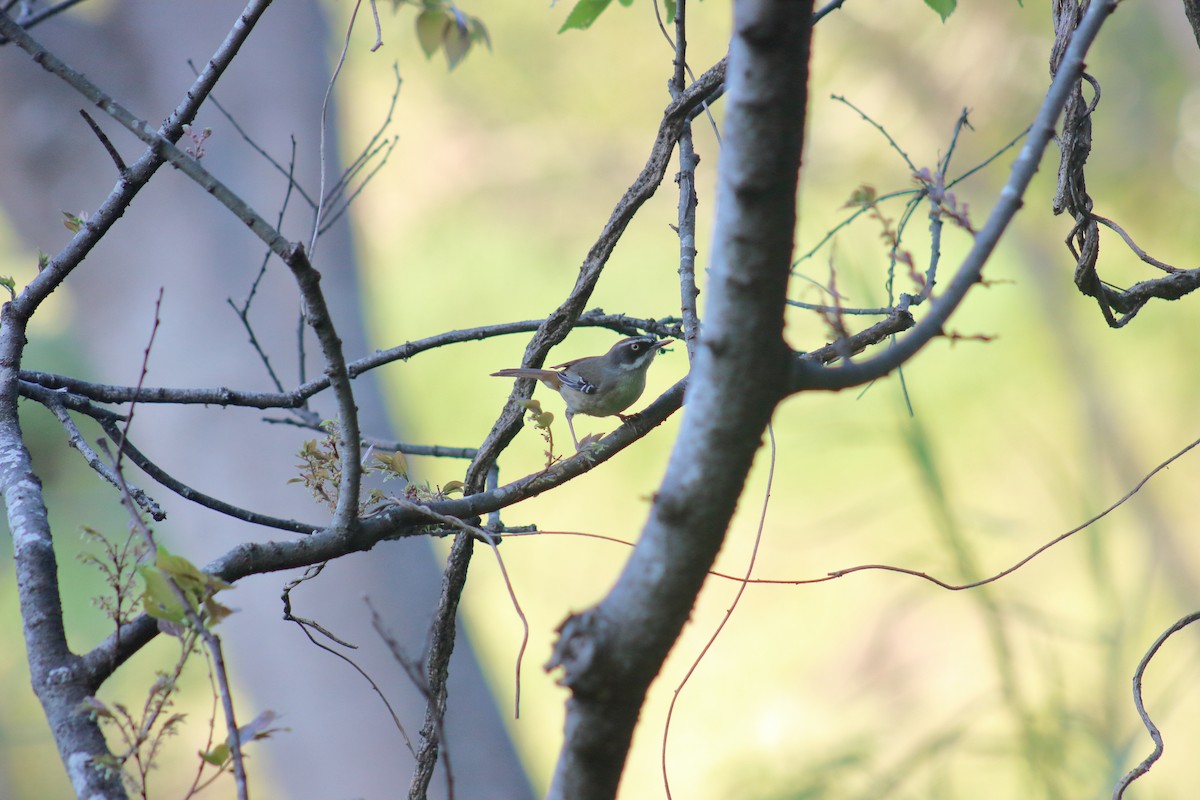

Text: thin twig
xmin=0 ymin=0 xmax=87 ymax=41
xmin=79 ymin=109 xmax=128 ymax=174
xmin=391 ymin=499 xmax=530 ymax=718
xmin=832 ymin=94 xmax=917 ymax=172
xmin=794 ymin=0 xmax=1120 ymax=392
xmin=525 ymin=434 xmax=1200 ymax=597
xmin=670 ymin=0 xmax=702 ymax=361
xmin=1112 ymin=609 xmax=1200 ymax=799
xmin=99 ymin=419 xmax=321 ymax=534
xmin=115 ymin=288 xmax=164 ymax=471
xmin=42 ymin=395 xmax=165 ymax=520
xmin=813 ymin=0 xmax=850 ymax=23
xmin=312 ymin=0 xmax=363 ymax=257
xmin=18 ymin=311 xmax=681 ymax=409
xmin=368 ymin=0 xmax=383 ymax=51
xmin=186 ymin=58 xmax=318 ymax=211
xmin=1093 ymin=214 xmax=1182 ymax=274
xmin=938 ymin=107 xmax=973 ymax=176
xmin=820 ymin=434 xmax=1200 ymax=591
xmin=662 ymin=423 xmax=775 ymax=799
xmin=318 ymin=135 xmax=399 ymax=235
xmin=280 ymin=565 xmax=418 ymax=757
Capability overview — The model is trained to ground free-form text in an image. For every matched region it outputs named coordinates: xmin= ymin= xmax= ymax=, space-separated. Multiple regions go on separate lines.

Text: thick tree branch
xmin=545 ymin=2 xmax=812 ymax=797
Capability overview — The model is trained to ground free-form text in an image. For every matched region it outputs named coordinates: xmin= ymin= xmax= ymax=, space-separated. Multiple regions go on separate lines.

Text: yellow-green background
xmin=3 ymin=1 xmax=1200 ymax=798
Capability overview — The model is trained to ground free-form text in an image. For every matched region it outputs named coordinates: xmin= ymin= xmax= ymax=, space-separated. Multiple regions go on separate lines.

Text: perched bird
xmin=491 ymin=335 xmax=669 ymax=450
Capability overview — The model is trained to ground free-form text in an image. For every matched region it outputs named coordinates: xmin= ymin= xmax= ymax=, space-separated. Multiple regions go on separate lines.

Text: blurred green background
xmin=4 ymin=0 xmax=1200 ymax=798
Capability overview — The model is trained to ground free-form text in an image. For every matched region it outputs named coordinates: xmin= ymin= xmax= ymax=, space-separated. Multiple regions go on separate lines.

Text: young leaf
xmin=415 ymin=8 xmax=447 ymax=59
xmin=559 ymin=0 xmax=614 ymax=33
xmin=443 ymin=22 xmax=472 ymax=69
xmin=470 ymin=17 xmax=491 ymax=50
xmin=201 ymin=742 xmax=231 ymax=766
xmin=924 ymin=0 xmax=956 ymax=22
xmin=138 ymin=565 xmax=188 ymax=623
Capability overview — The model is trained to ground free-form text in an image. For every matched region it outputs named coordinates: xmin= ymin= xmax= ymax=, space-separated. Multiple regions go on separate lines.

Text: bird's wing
xmin=557 ymin=369 xmax=598 ymax=395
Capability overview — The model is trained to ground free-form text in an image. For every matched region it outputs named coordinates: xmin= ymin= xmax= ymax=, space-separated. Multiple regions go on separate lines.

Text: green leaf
xmin=139 ymin=546 xmax=233 ymax=626
xmin=559 ymin=0 xmax=614 ymax=33
xmin=415 ymin=9 xmax=447 ymax=59
xmin=373 ymin=450 xmax=409 ymax=479
xmin=470 ymin=17 xmax=491 ymax=51
xmin=138 ymin=564 xmax=187 ymax=623
xmin=201 ymin=742 xmax=230 ymax=766
xmin=663 ymin=0 xmax=676 ymax=24
xmin=443 ymin=16 xmax=472 ymax=70
xmin=0 ymin=275 xmax=14 ymax=300
xmin=924 ymin=0 xmax=956 ymax=22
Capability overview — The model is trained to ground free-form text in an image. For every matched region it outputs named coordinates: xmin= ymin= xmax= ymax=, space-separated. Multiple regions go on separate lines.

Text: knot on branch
xmin=545 ymin=611 xmax=601 ymax=694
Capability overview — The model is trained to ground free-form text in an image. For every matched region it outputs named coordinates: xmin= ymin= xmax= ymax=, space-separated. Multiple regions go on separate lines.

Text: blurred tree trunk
xmin=0 ymin=2 xmax=532 ymax=797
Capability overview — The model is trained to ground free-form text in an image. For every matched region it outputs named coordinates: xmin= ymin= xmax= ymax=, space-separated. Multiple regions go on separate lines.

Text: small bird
xmin=491 ymin=335 xmax=669 ymax=450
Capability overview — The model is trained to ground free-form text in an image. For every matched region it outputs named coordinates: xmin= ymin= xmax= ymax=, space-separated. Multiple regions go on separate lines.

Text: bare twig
xmin=832 ymin=94 xmax=917 ymax=172
xmin=315 ymin=65 xmax=402 ymax=236
xmin=115 ymin=288 xmax=164 ymax=470
xmin=98 ymin=419 xmax=321 ymax=534
xmin=813 ymin=0 xmax=850 ymax=23
xmin=1112 ymin=609 xmax=1200 ymax=799
xmin=1093 ymin=214 xmax=1183 ymax=274
xmin=0 ymin=0 xmax=87 ymax=41
xmin=312 ymin=0 xmax=364 ymax=258
xmin=20 ymin=312 xmax=679 ymax=408
xmin=78 ymin=109 xmax=128 ymax=174
xmin=368 ymin=0 xmax=384 ymax=51
xmin=42 ymin=395 xmax=165 ymax=520
xmin=819 ymin=434 xmax=1200 ymax=590
xmin=670 ymin=0 xmax=702 ymax=362
xmin=280 ymin=565 xmax=418 ymax=757
xmin=661 ymin=423 xmax=775 ymax=799
xmin=792 ymin=0 xmax=1120 ymax=392
xmin=408 ymin=533 xmax=467 ymax=800
xmin=0 ymin=0 xmax=275 ymax=317
xmin=391 ymin=498 xmax=529 ymax=718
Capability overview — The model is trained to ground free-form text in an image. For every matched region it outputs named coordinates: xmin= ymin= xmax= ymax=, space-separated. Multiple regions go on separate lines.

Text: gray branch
xmin=545 ymin=2 xmax=813 ymax=796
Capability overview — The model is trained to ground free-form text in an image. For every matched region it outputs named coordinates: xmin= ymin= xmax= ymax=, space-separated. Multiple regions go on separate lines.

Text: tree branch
xmin=0 ymin=4 xmax=275 ymax=795
xmin=790 ymin=0 xmax=1118 ymax=393
xmin=546 ymin=2 xmax=812 ymax=796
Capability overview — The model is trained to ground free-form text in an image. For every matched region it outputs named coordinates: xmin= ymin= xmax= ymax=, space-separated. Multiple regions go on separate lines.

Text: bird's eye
xmin=631 ymin=342 xmax=644 ymax=352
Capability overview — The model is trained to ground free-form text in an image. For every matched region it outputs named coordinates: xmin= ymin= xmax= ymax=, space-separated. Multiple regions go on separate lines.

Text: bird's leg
xmin=566 ymin=412 xmax=581 ymax=451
